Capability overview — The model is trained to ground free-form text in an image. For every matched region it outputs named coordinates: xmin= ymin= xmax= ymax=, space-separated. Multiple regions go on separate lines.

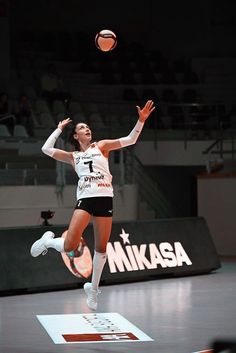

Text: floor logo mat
xmin=37 ymin=312 xmax=153 ymax=344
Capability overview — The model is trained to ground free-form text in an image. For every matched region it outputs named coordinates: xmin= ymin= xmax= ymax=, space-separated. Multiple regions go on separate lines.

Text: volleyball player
xmin=30 ymin=100 xmax=155 ymax=310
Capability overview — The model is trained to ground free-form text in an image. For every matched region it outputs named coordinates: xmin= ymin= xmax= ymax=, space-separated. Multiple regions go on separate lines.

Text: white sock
xmin=45 ymin=237 xmax=65 ymax=252
xmin=91 ymin=251 xmax=107 ymax=291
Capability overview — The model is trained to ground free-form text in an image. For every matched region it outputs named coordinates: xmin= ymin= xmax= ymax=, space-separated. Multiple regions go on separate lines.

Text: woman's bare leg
xmin=93 ymin=216 xmax=112 ymax=253
xmin=30 ymin=209 xmax=91 ymax=256
xmin=63 ymin=209 xmax=91 ymax=252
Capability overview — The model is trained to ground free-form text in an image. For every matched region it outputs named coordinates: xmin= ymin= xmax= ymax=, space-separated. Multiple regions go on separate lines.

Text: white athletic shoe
xmin=84 ymin=282 xmax=101 ymax=311
xmin=30 ymin=231 xmax=55 ymax=257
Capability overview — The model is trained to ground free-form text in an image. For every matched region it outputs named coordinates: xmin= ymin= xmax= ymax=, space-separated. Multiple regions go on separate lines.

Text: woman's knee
xmin=64 ymin=231 xmax=82 ymax=252
xmin=64 ymin=240 xmax=77 ymax=252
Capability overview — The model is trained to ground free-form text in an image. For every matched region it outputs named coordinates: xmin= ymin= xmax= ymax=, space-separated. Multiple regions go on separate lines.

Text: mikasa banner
xmin=61 ymin=221 xmax=195 ymax=281
xmin=99 ymin=217 xmax=220 ymax=281
xmin=0 ymin=217 xmax=221 ymax=294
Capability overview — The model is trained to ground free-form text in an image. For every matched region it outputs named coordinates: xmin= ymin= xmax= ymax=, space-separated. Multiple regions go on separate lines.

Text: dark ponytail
xmin=68 ymin=123 xmax=81 ymax=151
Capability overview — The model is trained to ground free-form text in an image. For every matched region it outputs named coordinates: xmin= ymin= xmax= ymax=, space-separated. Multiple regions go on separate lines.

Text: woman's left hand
xmin=136 ymin=100 xmax=156 ymax=122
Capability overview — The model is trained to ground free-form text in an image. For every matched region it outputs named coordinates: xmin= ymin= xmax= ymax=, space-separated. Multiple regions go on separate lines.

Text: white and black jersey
xmin=73 ymin=143 xmax=113 ymax=199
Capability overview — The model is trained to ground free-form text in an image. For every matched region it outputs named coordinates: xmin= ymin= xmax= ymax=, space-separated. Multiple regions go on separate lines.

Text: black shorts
xmin=75 ymin=197 xmax=113 ymax=217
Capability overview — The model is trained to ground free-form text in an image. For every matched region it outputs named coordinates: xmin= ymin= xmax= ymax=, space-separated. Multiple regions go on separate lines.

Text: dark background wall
xmin=146 ymin=165 xmax=206 ymax=217
xmin=9 ymin=0 xmax=236 ymax=58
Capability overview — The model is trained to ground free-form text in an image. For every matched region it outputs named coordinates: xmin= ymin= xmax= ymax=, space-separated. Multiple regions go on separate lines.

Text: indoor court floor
xmin=0 ymin=259 xmax=236 ymax=353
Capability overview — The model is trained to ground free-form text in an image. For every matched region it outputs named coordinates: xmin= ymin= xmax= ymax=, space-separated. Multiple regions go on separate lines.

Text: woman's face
xmin=73 ymin=123 xmax=92 ymax=143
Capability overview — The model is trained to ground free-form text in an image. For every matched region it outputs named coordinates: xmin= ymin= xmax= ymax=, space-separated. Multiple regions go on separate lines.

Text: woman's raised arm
xmin=41 ymin=118 xmax=73 ymax=164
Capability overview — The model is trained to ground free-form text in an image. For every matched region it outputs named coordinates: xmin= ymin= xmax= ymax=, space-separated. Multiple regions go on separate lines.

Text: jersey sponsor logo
xmin=79 ymin=184 xmax=91 ymax=190
xmin=107 ymin=228 xmax=192 ymax=273
xmin=98 ymin=183 xmax=111 ymax=187
xmin=80 ymin=156 xmax=93 ymax=160
xmin=74 ymin=156 xmax=80 ymax=163
xmin=78 ymin=154 xmax=101 ymax=161
xmin=84 ymin=174 xmax=105 ymax=182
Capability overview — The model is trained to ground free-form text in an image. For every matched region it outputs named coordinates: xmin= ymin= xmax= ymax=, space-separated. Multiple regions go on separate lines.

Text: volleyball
xmin=61 ymin=231 xmax=93 ymax=278
xmin=95 ymin=29 xmax=117 ymax=52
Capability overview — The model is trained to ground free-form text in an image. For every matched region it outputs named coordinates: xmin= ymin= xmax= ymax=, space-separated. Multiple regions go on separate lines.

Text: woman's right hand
xmin=58 ymin=117 xmax=72 ymax=131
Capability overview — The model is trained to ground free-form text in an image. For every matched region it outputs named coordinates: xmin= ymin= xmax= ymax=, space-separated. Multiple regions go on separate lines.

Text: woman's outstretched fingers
xmin=147 ymin=100 xmax=155 ymax=109
xmin=58 ymin=117 xmax=72 ymax=130
xmin=137 ymin=100 xmax=156 ymax=121
xmin=147 ymin=100 xmax=155 ymax=113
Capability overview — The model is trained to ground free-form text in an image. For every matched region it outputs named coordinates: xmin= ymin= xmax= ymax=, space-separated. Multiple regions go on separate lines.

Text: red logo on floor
xmin=63 ymin=332 xmax=139 ymax=342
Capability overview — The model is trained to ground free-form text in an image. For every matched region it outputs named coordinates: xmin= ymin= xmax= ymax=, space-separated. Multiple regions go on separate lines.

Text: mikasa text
xmin=107 ymin=241 xmax=192 ymax=273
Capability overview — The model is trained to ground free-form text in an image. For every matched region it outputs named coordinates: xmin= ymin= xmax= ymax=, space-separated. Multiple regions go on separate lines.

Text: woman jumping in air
xmin=30 ymin=100 xmax=155 ymax=310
